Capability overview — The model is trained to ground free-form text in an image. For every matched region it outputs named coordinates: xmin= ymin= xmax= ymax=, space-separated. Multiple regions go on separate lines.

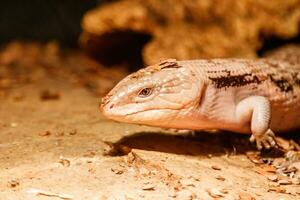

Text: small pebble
xmin=38 ymin=131 xmax=51 ymax=136
xmin=142 ymin=182 xmax=155 ymax=191
xmin=58 ymin=157 xmax=70 ymax=167
xmin=216 ymin=175 xmax=225 ymax=181
xmin=111 ymin=167 xmax=124 ymax=175
xmin=267 ymin=175 xmax=278 ymax=182
xmin=220 ymin=188 xmax=228 ymax=194
xmin=69 ymin=129 xmax=77 ymax=135
xmin=8 ymin=179 xmax=19 ymax=188
xmin=206 ymin=188 xmax=224 ymax=198
xmin=10 ymin=123 xmax=17 ymax=128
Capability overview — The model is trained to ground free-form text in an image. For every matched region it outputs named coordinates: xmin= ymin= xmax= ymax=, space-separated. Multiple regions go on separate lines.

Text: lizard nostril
xmin=101 ymin=96 xmax=110 ymax=106
xmin=100 ymin=96 xmax=111 ymax=112
xmin=109 ymin=104 xmax=114 ymax=109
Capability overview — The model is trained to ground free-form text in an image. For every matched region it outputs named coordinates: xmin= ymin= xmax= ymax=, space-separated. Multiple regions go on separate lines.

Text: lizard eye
xmin=138 ymin=87 xmax=153 ymax=97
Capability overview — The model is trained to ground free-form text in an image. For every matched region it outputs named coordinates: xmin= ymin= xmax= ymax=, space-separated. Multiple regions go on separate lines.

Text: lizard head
xmin=100 ymin=59 xmax=202 ymax=128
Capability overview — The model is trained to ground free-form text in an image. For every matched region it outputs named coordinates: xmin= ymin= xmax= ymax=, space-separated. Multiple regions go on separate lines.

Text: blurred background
xmin=1 ymin=0 xmax=299 ymax=67
xmin=0 ymin=0 xmax=98 ymax=47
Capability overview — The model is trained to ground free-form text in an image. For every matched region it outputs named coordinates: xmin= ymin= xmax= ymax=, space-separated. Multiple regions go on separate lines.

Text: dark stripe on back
xmin=208 ymin=70 xmax=262 ymax=88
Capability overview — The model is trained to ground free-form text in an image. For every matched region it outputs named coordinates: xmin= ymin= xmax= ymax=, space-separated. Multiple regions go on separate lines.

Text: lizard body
xmin=101 ymin=45 xmax=300 ymax=149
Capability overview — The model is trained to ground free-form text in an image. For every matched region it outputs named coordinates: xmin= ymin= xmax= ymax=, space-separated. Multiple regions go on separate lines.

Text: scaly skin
xmin=101 ymin=45 xmax=300 ymax=150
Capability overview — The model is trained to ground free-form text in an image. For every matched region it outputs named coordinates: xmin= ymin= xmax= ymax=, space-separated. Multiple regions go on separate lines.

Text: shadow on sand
xmin=103 ymin=131 xmax=290 ymax=157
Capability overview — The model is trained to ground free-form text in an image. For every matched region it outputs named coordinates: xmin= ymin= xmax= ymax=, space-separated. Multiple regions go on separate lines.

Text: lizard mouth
xmin=108 ymin=107 xmax=182 ymax=122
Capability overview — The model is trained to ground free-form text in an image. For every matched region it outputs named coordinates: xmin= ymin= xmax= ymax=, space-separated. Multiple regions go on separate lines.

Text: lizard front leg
xmin=235 ymin=96 xmax=277 ymax=150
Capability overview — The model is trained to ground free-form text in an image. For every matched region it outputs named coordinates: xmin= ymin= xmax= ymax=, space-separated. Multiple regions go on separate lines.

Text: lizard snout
xmin=100 ymin=95 xmax=115 ymax=113
xmin=100 ymin=96 xmax=110 ymax=109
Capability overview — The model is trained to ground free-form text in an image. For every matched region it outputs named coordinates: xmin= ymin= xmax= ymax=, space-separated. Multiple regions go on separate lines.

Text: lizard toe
xmin=267 ymin=136 xmax=276 ymax=147
xmin=266 ymin=129 xmax=277 ymax=147
xmin=250 ymin=129 xmax=277 ymax=150
xmin=263 ymin=141 xmax=271 ymax=149
xmin=256 ymin=141 xmax=263 ymax=150
xmin=258 ymin=138 xmax=270 ymax=149
xmin=249 ymin=135 xmax=263 ymax=150
xmin=249 ymin=135 xmax=256 ymax=143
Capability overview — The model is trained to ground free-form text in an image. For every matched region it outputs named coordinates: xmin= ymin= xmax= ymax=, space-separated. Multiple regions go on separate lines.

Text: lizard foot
xmin=249 ymin=129 xmax=277 ymax=150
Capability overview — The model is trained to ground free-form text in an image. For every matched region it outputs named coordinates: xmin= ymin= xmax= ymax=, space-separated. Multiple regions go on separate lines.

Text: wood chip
xmin=26 ymin=188 xmax=73 ymax=199
xmin=216 ymin=175 xmax=225 ymax=181
xmin=275 ymin=137 xmax=291 ymax=151
xmin=261 ymin=165 xmax=276 ymax=173
xmin=142 ymin=182 xmax=155 ymax=191
xmin=267 ymin=187 xmax=286 ymax=193
xmin=206 ymin=188 xmax=224 ymax=198
xmin=211 ymin=165 xmax=221 ymax=170
xmin=246 ymin=151 xmax=263 ymax=164
xmin=278 ymin=179 xmax=292 ymax=185
xmin=254 ymin=165 xmax=276 ymax=175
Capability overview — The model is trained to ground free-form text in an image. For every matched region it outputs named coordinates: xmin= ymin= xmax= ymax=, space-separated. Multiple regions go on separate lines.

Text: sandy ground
xmin=0 ymin=42 xmax=299 ymax=200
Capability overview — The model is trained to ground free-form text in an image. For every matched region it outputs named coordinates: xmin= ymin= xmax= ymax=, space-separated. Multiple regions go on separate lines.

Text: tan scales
xmin=101 ymin=45 xmax=300 ymax=150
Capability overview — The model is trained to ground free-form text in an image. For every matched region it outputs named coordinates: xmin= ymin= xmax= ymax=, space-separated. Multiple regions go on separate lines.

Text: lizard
xmin=100 ymin=45 xmax=300 ymax=150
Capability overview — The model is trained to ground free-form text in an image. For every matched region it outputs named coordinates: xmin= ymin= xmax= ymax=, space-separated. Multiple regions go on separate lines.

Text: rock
xmin=81 ymin=0 xmax=300 ymax=65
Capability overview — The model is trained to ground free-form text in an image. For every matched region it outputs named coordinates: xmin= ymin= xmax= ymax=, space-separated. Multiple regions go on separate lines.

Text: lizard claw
xmin=250 ymin=129 xmax=277 ymax=150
